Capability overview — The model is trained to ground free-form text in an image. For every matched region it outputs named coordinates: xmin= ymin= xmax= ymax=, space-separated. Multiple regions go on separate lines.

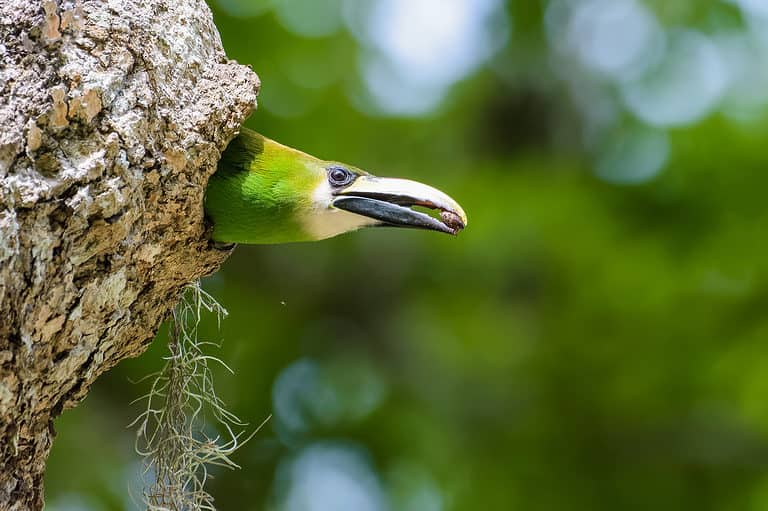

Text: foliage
xmin=46 ymin=1 xmax=768 ymax=510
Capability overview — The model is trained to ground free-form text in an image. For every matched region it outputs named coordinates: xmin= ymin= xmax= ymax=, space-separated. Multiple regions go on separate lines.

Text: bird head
xmin=205 ymin=129 xmax=468 ymax=244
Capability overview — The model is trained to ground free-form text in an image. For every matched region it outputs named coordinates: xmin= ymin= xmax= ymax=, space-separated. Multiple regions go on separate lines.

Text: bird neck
xmin=205 ymin=130 xmax=318 ymax=244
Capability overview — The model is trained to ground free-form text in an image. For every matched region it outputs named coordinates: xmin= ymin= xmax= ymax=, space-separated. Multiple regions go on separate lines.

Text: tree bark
xmin=0 ymin=1 xmax=259 ymax=508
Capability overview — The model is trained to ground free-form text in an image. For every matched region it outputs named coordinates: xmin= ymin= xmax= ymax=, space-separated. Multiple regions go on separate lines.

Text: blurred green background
xmin=46 ymin=0 xmax=768 ymax=509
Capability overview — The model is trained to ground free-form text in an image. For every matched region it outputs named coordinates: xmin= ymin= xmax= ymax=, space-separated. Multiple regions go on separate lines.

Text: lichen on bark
xmin=0 ymin=0 xmax=260 ymax=509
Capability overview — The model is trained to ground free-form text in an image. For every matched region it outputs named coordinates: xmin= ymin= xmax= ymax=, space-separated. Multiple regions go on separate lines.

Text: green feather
xmin=205 ymin=129 xmax=320 ymax=244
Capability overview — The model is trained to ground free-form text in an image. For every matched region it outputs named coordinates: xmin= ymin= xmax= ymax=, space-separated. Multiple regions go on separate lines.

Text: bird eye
xmin=327 ymin=166 xmax=355 ymax=187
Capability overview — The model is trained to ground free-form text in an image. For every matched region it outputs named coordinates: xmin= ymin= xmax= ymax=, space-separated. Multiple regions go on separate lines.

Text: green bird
xmin=205 ymin=128 xmax=468 ymax=244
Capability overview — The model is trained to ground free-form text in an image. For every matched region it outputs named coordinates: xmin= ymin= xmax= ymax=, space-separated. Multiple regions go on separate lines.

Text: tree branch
xmin=0 ymin=1 xmax=259 ymax=508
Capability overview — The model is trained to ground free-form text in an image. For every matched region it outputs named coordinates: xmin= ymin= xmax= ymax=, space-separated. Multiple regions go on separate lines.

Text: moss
xmin=130 ymin=281 xmax=268 ymax=510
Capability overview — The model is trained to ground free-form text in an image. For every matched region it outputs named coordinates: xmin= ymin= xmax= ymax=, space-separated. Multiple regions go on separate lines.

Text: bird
xmin=205 ymin=128 xmax=467 ymax=244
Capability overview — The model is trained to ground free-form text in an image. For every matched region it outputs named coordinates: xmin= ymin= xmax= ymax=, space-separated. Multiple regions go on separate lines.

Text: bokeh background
xmin=46 ymin=0 xmax=768 ymax=509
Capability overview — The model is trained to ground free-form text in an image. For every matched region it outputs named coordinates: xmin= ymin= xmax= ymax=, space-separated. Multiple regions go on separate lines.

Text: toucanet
xmin=205 ymin=128 xmax=468 ymax=244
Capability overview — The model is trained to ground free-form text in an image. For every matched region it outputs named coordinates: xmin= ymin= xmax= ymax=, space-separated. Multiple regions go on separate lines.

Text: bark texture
xmin=0 ymin=1 xmax=260 ymax=509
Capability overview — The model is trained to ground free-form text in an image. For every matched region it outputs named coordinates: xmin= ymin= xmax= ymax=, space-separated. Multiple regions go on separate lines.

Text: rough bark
xmin=0 ymin=1 xmax=260 ymax=508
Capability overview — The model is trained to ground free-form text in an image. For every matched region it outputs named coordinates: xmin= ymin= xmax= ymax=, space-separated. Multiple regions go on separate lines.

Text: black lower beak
xmin=333 ymin=196 xmax=458 ymax=235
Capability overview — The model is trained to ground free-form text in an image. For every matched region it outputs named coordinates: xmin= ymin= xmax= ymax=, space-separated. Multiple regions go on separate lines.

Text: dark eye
xmin=327 ymin=166 xmax=355 ymax=187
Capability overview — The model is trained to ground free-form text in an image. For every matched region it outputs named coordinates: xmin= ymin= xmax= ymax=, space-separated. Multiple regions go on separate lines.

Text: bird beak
xmin=332 ymin=176 xmax=468 ymax=235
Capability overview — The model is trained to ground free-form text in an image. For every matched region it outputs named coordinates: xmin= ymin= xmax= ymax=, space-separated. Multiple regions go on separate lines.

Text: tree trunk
xmin=0 ymin=1 xmax=259 ymax=508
